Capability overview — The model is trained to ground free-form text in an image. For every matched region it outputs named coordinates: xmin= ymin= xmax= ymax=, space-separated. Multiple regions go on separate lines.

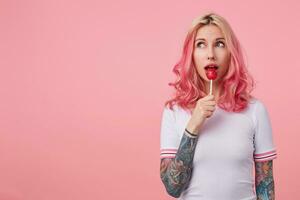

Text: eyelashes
xmin=196 ymin=41 xmax=225 ymax=48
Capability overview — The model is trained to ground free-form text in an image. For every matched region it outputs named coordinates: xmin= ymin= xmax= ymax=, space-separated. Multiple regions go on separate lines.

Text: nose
xmin=207 ymin=46 xmax=215 ymax=60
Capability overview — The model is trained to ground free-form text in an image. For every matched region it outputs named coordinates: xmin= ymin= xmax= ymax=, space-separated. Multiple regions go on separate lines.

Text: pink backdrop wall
xmin=0 ymin=0 xmax=299 ymax=199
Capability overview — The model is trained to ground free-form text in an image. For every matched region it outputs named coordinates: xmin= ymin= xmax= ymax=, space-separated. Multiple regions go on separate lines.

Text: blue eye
xmin=196 ymin=42 xmax=205 ymax=48
xmin=216 ymin=41 xmax=225 ymax=47
xmin=196 ymin=41 xmax=225 ymax=48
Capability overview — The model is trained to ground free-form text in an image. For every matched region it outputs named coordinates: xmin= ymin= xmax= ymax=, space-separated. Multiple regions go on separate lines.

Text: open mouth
xmin=204 ymin=66 xmax=218 ymax=70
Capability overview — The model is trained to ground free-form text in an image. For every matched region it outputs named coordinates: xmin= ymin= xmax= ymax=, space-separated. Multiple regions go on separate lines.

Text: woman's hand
xmin=186 ymin=94 xmax=216 ymax=135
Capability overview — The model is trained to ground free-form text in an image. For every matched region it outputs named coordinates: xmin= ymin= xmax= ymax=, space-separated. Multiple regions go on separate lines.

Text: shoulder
xmin=236 ymin=97 xmax=268 ymax=130
xmin=250 ymin=97 xmax=270 ymax=116
xmin=248 ymin=97 xmax=272 ymax=131
xmin=245 ymin=97 xmax=268 ymax=114
xmin=162 ymin=104 xmax=188 ymax=122
xmin=162 ymin=103 xmax=184 ymax=115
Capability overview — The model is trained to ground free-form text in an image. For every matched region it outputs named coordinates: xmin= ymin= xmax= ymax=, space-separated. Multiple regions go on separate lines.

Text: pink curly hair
xmin=165 ymin=12 xmax=256 ymax=113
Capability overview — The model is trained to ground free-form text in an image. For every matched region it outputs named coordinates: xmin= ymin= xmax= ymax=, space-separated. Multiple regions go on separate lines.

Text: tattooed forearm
xmin=255 ymin=160 xmax=275 ymax=200
xmin=160 ymin=130 xmax=198 ymax=198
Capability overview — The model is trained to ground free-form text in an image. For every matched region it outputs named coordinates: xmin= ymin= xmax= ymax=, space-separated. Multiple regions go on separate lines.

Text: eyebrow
xmin=195 ymin=37 xmax=225 ymax=42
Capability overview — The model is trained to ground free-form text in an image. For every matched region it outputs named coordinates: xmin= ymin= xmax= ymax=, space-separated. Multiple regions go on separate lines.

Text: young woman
xmin=159 ymin=12 xmax=277 ymax=200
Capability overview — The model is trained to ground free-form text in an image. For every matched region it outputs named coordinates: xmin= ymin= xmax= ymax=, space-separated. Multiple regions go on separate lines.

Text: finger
xmin=205 ymin=110 xmax=213 ymax=117
xmin=204 ymin=105 xmax=215 ymax=111
xmin=207 ymin=94 xmax=214 ymax=99
xmin=203 ymin=94 xmax=214 ymax=100
xmin=205 ymin=100 xmax=216 ymax=106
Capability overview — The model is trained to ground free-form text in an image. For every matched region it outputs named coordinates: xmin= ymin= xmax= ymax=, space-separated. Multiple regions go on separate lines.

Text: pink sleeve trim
xmin=160 ymin=149 xmax=177 ymax=153
xmin=254 ymin=149 xmax=277 ymax=162
xmin=160 ymin=155 xmax=176 ymax=159
xmin=254 ymin=149 xmax=276 ymax=157
xmin=254 ymin=155 xmax=277 ymax=162
xmin=160 ymin=148 xmax=177 ymax=159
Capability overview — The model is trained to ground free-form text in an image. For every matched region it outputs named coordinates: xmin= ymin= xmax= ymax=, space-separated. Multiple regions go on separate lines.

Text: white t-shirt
xmin=160 ymin=98 xmax=277 ymax=200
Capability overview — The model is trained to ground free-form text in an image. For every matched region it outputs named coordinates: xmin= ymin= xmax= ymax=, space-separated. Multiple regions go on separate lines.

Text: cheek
xmin=220 ymin=54 xmax=231 ymax=74
xmin=193 ymin=50 xmax=206 ymax=66
xmin=192 ymin=53 xmax=205 ymax=76
xmin=219 ymin=51 xmax=230 ymax=65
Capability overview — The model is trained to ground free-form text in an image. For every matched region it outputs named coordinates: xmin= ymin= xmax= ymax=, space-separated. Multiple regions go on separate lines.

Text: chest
xmin=176 ymin=109 xmax=255 ymax=164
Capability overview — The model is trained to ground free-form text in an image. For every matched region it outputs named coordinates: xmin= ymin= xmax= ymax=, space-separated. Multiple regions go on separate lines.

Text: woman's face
xmin=193 ymin=24 xmax=230 ymax=83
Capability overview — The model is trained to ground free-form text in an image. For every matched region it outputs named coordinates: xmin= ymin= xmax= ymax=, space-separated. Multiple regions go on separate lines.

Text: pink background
xmin=0 ymin=0 xmax=299 ymax=199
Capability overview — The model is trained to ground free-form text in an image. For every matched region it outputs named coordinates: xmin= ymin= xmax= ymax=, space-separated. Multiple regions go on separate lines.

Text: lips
xmin=204 ymin=64 xmax=218 ymax=70
xmin=205 ymin=64 xmax=218 ymax=80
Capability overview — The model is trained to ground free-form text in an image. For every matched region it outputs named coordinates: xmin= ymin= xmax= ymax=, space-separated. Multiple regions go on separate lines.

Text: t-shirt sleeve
xmin=160 ymin=105 xmax=180 ymax=159
xmin=253 ymin=100 xmax=277 ymax=162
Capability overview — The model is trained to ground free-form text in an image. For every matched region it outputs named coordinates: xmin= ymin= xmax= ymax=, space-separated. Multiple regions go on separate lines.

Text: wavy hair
xmin=164 ymin=12 xmax=256 ymax=113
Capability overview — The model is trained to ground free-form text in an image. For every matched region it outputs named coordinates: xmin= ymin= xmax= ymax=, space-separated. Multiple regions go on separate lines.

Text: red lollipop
xmin=205 ymin=68 xmax=218 ymax=80
xmin=205 ymin=68 xmax=218 ymax=95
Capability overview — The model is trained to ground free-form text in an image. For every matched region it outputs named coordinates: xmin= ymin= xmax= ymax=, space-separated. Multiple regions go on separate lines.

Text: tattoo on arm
xmin=160 ymin=131 xmax=198 ymax=197
xmin=255 ymin=160 xmax=275 ymax=200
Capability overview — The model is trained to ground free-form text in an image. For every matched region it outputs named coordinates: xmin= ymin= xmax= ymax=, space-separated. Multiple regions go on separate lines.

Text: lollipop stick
xmin=209 ymin=79 xmax=213 ymax=95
